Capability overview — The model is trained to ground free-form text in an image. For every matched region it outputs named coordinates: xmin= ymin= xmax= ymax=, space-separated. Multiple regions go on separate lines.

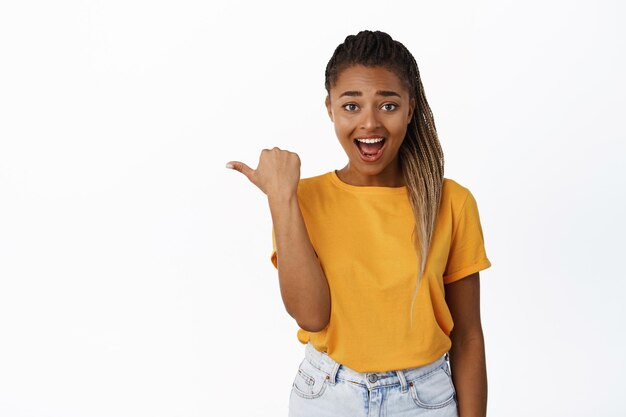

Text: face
xmin=326 ymin=65 xmax=415 ymax=187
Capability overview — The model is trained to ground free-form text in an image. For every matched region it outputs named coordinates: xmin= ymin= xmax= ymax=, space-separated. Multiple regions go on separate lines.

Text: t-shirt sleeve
xmin=443 ymin=190 xmax=492 ymax=284
xmin=270 ymin=226 xmax=278 ymax=269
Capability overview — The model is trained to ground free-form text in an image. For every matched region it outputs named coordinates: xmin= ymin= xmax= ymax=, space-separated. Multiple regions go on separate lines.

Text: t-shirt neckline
xmin=328 ymin=170 xmax=408 ymax=195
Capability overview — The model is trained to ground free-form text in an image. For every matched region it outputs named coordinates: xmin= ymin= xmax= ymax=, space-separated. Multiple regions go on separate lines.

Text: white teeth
xmin=356 ymin=138 xmax=384 ymax=144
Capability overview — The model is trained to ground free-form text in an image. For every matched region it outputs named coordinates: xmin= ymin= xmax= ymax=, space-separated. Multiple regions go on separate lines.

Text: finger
xmin=226 ymin=161 xmax=255 ymax=181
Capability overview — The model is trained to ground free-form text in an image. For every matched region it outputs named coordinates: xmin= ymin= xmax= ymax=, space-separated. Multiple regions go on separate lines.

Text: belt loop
xmin=315 ymin=345 xmax=341 ymax=386
xmin=395 ymin=369 xmax=408 ymax=393
xmin=329 ymin=362 xmax=340 ymax=385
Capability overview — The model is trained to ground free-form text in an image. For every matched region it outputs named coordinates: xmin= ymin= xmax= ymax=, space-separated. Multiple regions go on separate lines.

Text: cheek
xmin=391 ymin=117 xmax=410 ymax=136
xmin=334 ymin=119 xmax=353 ymax=136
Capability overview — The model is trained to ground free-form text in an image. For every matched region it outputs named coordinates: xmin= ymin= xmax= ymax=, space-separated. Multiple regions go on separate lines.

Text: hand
xmin=226 ymin=147 xmax=301 ymax=198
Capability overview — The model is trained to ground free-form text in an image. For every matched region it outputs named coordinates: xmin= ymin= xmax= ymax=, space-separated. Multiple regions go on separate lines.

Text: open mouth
xmin=354 ymin=137 xmax=386 ymax=160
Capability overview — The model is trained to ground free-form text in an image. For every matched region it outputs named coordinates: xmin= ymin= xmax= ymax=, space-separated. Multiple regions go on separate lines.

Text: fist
xmin=227 ymin=147 xmax=301 ymax=198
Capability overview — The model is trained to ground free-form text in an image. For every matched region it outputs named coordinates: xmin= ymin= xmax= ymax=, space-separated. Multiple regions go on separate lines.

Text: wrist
xmin=267 ymin=191 xmax=297 ymax=204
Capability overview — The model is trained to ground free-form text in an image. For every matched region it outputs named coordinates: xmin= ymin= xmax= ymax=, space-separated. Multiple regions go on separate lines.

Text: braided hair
xmin=325 ymin=30 xmax=445 ymax=326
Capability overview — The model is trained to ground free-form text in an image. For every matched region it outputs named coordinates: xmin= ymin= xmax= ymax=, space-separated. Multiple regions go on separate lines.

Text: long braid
xmin=325 ymin=31 xmax=445 ymax=326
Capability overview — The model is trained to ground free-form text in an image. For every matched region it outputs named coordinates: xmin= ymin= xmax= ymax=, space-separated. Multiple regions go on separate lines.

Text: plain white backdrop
xmin=1 ymin=1 xmax=625 ymax=416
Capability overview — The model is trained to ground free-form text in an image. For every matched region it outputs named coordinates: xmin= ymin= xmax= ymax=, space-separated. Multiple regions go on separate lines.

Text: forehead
xmin=331 ymin=65 xmax=408 ymax=96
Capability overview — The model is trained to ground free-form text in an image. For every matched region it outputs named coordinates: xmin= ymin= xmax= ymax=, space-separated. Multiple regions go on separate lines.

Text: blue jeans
xmin=289 ymin=342 xmax=459 ymax=417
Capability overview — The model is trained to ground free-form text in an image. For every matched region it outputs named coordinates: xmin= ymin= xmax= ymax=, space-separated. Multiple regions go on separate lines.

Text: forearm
xmin=449 ymin=333 xmax=487 ymax=417
xmin=268 ymin=193 xmax=330 ymax=332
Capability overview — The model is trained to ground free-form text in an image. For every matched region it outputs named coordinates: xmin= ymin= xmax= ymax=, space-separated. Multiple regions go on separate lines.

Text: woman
xmin=227 ymin=30 xmax=491 ymax=417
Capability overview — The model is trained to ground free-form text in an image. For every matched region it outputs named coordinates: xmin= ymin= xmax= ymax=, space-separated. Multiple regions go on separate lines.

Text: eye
xmin=381 ymin=103 xmax=398 ymax=111
xmin=342 ymin=103 xmax=359 ymax=112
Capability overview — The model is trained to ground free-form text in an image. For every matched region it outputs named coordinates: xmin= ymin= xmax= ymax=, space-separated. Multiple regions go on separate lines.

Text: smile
xmin=354 ymin=137 xmax=386 ymax=162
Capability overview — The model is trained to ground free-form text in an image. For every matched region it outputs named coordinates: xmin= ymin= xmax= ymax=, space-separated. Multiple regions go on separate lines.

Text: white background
xmin=1 ymin=1 xmax=625 ymax=416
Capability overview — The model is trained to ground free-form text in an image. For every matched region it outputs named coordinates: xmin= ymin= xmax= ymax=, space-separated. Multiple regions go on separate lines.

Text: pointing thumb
xmin=226 ymin=161 xmax=255 ymax=181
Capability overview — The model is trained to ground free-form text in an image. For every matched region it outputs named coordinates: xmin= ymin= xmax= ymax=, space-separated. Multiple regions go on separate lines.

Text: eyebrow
xmin=338 ymin=90 xmax=401 ymax=98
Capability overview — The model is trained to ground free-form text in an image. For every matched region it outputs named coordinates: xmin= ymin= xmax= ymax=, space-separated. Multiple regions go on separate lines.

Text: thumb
xmin=226 ymin=161 xmax=255 ymax=181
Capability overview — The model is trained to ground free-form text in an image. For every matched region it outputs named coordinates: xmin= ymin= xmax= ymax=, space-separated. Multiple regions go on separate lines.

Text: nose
xmin=360 ymin=107 xmax=381 ymax=130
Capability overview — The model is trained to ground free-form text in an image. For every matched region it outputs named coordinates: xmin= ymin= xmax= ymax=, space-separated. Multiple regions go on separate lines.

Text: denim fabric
xmin=289 ymin=342 xmax=458 ymax=417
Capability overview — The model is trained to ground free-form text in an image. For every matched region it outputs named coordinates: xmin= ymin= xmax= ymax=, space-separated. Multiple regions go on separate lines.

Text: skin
xmin=227 ymin=64 xmax=487 ymax=417
xmin=325 ymin=65 xmax=415 ymax=187
xmin=446 ymin=272 xmax=488 ymax=417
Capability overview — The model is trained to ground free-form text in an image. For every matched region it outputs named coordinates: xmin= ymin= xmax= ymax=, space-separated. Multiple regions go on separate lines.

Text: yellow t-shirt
xmin=270 ymin=170 xmax=491 ymax=373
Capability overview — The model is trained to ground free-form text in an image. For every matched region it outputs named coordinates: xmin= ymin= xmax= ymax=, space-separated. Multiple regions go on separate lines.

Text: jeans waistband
xmin=303 ymin=342 xmax=448 ymax=393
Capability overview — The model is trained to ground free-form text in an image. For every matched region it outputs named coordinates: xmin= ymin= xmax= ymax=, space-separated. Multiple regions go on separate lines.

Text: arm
xmin=445 ymin=272 xmax=487 ymax=417
xmin=227 ymin=148 xmax=331 ymax=332
xmin=269 ymin=194 xmax=330 ymax=332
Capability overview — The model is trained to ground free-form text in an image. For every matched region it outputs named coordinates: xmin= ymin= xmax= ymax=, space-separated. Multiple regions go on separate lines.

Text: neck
xmin=336 ymin=164 xmax=405 ymax=187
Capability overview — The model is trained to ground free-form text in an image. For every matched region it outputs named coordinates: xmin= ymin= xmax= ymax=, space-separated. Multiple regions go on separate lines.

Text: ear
xmin=325 ymin=95 xmax=334 ymax=122
xmin=407 ymin=97 xmax=416 ymax=123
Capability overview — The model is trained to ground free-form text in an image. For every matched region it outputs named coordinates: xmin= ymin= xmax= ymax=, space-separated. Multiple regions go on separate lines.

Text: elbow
xmin=283 ymin=288 xmax=331 ymax=333
xmin=285 ymin=297 xmax=331 ymax=333
xmin=294 ymin=309 xmax=330 ymax=332
xmin=297 ymin=318 xmax=329 ymax=333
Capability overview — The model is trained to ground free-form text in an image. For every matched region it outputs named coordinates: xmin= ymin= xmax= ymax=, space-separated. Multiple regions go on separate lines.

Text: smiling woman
xmin=226 ymin=30 xmax=491 ymax=417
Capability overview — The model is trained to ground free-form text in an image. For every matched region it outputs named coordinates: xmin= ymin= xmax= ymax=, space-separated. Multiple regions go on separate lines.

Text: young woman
xmin=227 ymin=30 xmax=491 ymax=417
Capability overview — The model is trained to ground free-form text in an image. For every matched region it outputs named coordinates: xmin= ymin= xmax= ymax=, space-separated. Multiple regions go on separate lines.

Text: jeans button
xmin=368 ymin=374 xmax=378 ymax=383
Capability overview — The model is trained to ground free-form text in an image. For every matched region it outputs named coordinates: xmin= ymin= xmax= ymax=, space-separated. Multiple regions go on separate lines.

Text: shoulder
xmin=299 ymin=171 xmax=331 ymax=186
xmin=297 ymin=172 xmax=333 ymax=196
xmin=442 ymin=177 xmax=472 ymax=209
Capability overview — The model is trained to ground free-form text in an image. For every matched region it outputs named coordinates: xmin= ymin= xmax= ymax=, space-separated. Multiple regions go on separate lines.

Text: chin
xmin=352 ymin=162 xmax=388 ymax=175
